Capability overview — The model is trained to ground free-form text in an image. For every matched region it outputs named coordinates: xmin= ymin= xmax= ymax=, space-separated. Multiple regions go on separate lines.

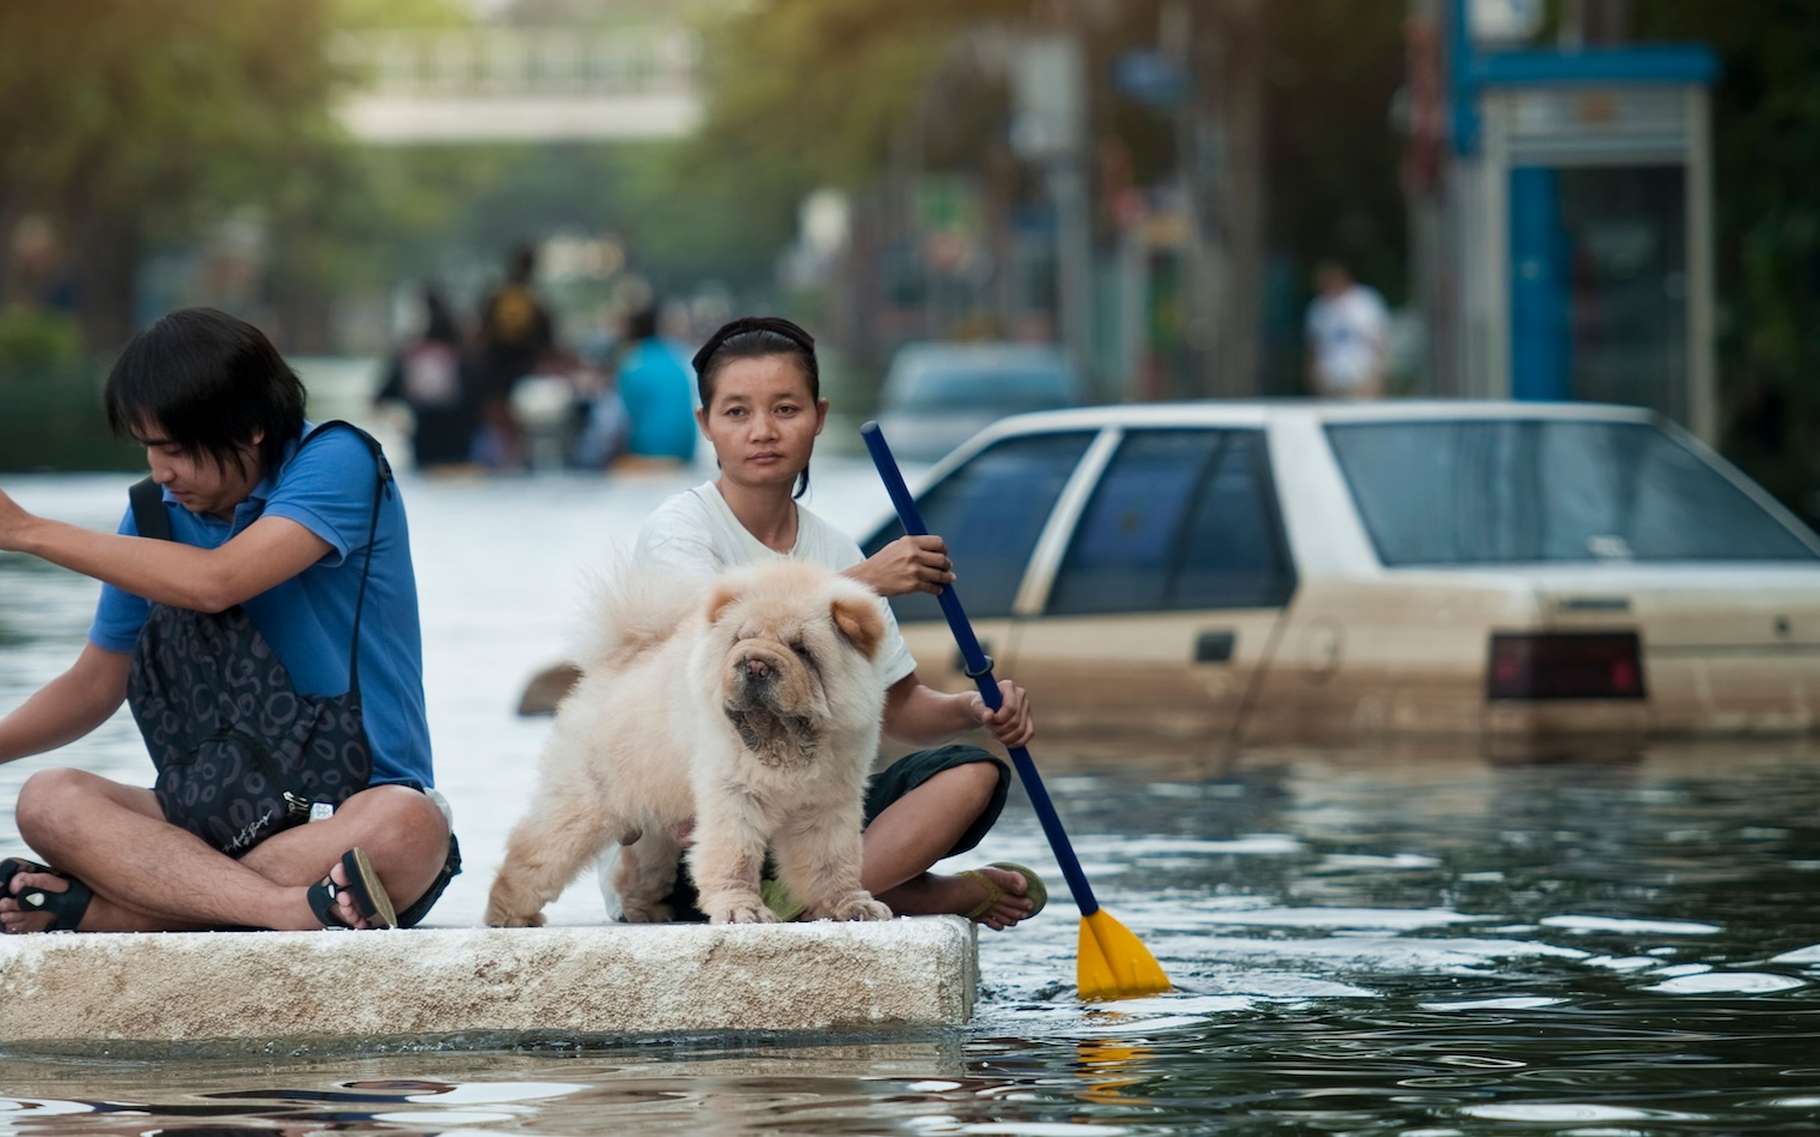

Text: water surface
xmin=1 ymin=465 xmax=1817 ymax=1135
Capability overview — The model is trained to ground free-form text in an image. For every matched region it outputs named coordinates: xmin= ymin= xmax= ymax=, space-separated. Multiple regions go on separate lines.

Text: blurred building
xmin=1409 ymin=0 xmax=1718 ymax=440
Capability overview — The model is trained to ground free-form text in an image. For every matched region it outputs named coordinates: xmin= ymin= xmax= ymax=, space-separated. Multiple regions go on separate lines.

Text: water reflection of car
xmin=861 ymin=401 xmax=1820 ymax=754
xmin=873 ymin=343 xmax=1080 ymax=463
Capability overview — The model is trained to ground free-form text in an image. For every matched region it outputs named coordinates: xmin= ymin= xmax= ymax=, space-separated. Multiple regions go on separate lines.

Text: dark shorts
xmin=659 ymin=743 xmax=1010 ymax=921
xmin=395 ymin=832 xmax=462 ymax=929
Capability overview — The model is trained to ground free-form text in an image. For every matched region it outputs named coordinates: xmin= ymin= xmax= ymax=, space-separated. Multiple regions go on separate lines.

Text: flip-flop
xmin=958 ymin=862 xmax=1048 ymax=922
xmin=306 ymin=848 xmax=398 ymax=930
xmin=0 ymin=856 xmax=92 ymax=933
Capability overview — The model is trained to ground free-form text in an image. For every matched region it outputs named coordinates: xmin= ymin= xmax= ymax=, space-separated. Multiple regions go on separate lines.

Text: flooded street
xmin=2 ymin=464 xmax=1819 ymax=1135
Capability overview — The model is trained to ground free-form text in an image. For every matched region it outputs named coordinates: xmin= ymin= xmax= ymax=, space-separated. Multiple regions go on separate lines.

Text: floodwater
xmin=2 ymin=460 xmax=1819 ymax=1135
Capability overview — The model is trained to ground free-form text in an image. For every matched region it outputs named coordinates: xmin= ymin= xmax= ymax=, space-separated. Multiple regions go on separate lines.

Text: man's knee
xmin=339 ymin=785 xmax=449 ymax=859
xmin=15 ymin=768 xmax=102 ymax=850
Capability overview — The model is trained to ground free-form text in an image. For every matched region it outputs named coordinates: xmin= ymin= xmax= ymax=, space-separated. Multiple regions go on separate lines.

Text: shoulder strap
xmin=294 ymin=421 xmax=392 ymax=704
xmin=129 ymin=477 xmax=172 ymax=542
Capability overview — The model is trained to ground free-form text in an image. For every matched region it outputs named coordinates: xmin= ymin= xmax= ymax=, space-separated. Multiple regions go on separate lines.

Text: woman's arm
xmin=0 ymin=492 xmax=331 ymax=615
xmin=844 ymin=535 xmax=955 ymax=598
xmin=881 ymin=672 xmax=1035 ymax=750
xmin=0 ymin=643 xmax=131 ymax=765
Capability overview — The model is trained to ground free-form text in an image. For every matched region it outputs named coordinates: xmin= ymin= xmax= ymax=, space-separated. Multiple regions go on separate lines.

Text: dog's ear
xmin=830 ymin=594 xmax=886 ymax=659
xmin=706 ymin=581 xmax=741 ymax=627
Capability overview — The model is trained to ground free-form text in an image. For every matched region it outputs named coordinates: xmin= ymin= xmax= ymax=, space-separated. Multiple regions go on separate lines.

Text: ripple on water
xmin=5 ymin=467 xmax=1820 ymax=1135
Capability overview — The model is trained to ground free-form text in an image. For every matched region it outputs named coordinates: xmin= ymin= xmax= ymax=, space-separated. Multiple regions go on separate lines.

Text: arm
xmin=0 ymin=492 xmax=330 ymax=615
xmin=844 ymin=535 xmax=955 ymax=598
xmin=0 ymin=643 xmax=131 ymax=765
xmin=881 ymin=672 xmax=1034 ymax=750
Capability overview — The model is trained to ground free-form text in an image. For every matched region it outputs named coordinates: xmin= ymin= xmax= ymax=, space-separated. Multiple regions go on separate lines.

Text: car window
xmin=1173 ymin=433 xmax=1296 ymax=608
xmin=1327 ymin=419 xmax=1820 ymax=565
xmin=862 ymin=431 xmax=1097 ymax=623
xmin=1046 ymin=429 xmax=1294 ymax=615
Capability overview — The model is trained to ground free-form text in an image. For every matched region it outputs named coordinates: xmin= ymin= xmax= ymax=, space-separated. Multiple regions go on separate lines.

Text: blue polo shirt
xmin=617 ymin=338 xmax=698 ymax=461
xmin=88 ymin=424 xmax=435 ymax=789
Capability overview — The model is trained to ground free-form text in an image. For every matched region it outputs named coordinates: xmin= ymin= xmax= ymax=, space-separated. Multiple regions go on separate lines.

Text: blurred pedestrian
xmin=375 ymin=285 xmax=475 ymax=471
xmin=1305 ymin=260 xmax=1389 ymax=400
xmin=614 ymin=303 xmax=696 ymax=465
xmin=475 ymin=244 xmax=555 ymax=470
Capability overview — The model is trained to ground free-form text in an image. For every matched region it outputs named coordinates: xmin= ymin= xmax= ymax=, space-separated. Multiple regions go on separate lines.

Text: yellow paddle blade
xmin=1078 ymin=909 xmax=1172 ymax=1001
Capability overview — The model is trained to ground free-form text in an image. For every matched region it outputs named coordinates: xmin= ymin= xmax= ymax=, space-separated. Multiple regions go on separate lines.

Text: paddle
xmin=861 ymin=421 xmax=1171 ymax=1001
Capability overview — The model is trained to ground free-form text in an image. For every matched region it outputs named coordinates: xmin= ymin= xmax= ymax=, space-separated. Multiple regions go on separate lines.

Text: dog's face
xmin=703 ymin=563 xmax=886 ymax=766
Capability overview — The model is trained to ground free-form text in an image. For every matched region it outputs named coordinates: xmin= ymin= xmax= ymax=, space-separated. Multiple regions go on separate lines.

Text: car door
xmin=1005 ymin=427 xmax=1297 ymax=743
xmin=861 ymin=429 xmax=1102 ymax=696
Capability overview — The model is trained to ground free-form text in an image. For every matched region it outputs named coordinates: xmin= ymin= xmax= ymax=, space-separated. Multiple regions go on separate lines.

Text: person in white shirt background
xmin=1305 ymin=260 xmax=1390 ymax=400
xmin=615 ymin=315 xmax=1046 ymax=931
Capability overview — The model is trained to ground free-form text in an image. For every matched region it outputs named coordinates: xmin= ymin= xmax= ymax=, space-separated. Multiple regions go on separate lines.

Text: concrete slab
xmin=0 ymin=917 xmax=976 ymax=1051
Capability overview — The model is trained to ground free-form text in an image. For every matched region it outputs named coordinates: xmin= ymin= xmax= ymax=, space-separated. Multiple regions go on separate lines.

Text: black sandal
xmin=305 ymin=848 xmax=398 ymax=930
xmin=0 ymin=856 xmax=93 ymax=933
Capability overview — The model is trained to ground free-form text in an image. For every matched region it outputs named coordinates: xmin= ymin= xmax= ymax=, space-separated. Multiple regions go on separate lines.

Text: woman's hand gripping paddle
xmin=861 ymin=421 xmax=1171 ymax=1001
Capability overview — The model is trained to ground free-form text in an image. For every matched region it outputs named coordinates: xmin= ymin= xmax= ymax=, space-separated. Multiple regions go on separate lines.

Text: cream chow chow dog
xmin=485 ymin=559 xmax=894 ymax=927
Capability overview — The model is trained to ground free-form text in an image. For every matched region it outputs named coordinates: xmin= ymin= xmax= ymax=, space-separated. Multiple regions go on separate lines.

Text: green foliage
xmin=332 ymin=0 xmax=471 ymax=30
xmin=0 ymin=1 xmax=341 ymax=224
xmin=0 ymin=374 xmax=137 ymax=472
xmin=0 ymin=308 xmax=83 ymax=379
xmin=1635 ymin=1 xmax=1820 ymax=519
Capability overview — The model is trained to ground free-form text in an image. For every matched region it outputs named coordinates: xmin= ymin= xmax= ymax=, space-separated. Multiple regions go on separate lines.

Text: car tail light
xmin=1487 ymin=632 xmax=1647 ymax=700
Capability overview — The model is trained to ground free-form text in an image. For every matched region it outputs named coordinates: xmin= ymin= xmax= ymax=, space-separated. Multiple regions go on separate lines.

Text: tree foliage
xmin=1637 ymin=0 xmax=1820 ymax=517
xmin=0 ymin=1 xmax=344 ymax=348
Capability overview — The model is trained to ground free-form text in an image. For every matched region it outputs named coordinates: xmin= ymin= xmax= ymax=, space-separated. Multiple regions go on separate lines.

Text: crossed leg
xmin=0 ymin=768 xmax=449 ymax=933
xmin=863 ymin=763 xmax=1036 ymax=930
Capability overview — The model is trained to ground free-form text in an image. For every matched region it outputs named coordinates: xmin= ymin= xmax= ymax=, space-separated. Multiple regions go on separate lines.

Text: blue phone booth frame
xmin=1441 ymin=0 xmax=1717 ymax=441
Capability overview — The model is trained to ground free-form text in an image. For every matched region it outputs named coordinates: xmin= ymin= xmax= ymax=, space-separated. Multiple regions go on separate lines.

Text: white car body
xmin=863 ymin=401 xmax=1820 ymax=753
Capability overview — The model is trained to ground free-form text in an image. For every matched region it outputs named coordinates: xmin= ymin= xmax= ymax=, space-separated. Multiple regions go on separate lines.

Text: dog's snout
xmin=743 ymin=656 xmax=772 ymax=682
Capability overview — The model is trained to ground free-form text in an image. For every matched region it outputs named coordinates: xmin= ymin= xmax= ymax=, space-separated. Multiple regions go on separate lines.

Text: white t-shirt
xmin=1305 ymin=285 xmax=1389 ymax=390
xmin=634 ymin=481 xmax=918 ymax=687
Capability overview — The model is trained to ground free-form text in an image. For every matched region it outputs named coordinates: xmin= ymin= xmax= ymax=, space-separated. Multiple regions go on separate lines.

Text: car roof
xmin=976 ymin=399 xmax=1658 ymax=436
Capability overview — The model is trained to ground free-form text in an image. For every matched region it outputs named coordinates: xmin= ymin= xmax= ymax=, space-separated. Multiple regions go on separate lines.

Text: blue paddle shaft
xmin=861 ymin=422 xmax=1100 ymax=918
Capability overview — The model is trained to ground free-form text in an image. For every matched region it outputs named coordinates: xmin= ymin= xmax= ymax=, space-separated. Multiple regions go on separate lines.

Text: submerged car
xmin=873 ymin=342 xmax=1080 ymax=463
xmin=860 ymin=401 xmax=1820 ymax=753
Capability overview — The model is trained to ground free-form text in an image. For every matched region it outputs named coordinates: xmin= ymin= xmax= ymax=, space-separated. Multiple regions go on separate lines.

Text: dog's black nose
xmin=743 ymin=657 xmax=772 ymax=682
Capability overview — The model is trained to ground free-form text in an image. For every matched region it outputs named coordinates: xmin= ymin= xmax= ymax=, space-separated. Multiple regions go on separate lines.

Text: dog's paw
xmin=619 ymin=900 xmax=674 ymax=924
xmin=705 ymin=895 xmax=778 ymax=924
xmin=810 ymin=891 xmax=894 ymax=923
xmin=484 ymin=902 xmax=547 ymax=928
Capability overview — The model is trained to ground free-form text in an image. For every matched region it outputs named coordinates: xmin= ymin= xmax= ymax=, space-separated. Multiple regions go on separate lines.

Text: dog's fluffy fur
xmin=485 ymin=559 xmax=893 ymax=926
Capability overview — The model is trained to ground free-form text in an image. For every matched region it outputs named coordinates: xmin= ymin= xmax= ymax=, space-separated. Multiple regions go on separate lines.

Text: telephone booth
xmin=1438 ymin=0 xmax=1718 ymax=441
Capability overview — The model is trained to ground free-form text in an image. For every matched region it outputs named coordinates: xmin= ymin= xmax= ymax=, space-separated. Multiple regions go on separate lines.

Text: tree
xmin=1635 ymin=1 xmax=1820 ymax=520
xmin=0 ymin=1 xmax=343 ymax=351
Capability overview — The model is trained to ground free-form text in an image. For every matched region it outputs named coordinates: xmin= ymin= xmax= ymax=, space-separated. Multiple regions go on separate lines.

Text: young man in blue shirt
xmin=0 ymin=308 xmax=457 ymax=933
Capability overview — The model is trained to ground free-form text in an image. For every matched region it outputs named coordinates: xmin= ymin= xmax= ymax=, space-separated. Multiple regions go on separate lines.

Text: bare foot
xmin=0 ymin=868 xmax=84 ymax=934
xmin=952 ymin=866 xmax=1036 ymax=931
xmin=884 ymin=867 xmax=1036 ymax=930
xmin=304 ymin=858 xmax=374 ymax=930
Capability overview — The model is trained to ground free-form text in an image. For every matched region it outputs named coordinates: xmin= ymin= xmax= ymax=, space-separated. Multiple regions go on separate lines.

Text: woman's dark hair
xmin=691 ymin=316 xmax=821 ymax=499
xmin=423 ymin=285 xmax=460 ymax=346
xmin=104 ymin=307 xmax=306 ymax=477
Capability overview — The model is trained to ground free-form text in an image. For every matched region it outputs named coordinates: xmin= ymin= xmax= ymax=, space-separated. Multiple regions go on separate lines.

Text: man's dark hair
xmin=691 ymin=316 xmax=820 ymax=499
xmin=626 ymin=304 xmax=660 ymax=343
xmin=104 ymin=307 xmax=306 ymax=476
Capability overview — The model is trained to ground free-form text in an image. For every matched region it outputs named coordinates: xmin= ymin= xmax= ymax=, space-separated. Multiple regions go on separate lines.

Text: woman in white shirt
xmin=629 ymin=316 xmax=1041 ymax=931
